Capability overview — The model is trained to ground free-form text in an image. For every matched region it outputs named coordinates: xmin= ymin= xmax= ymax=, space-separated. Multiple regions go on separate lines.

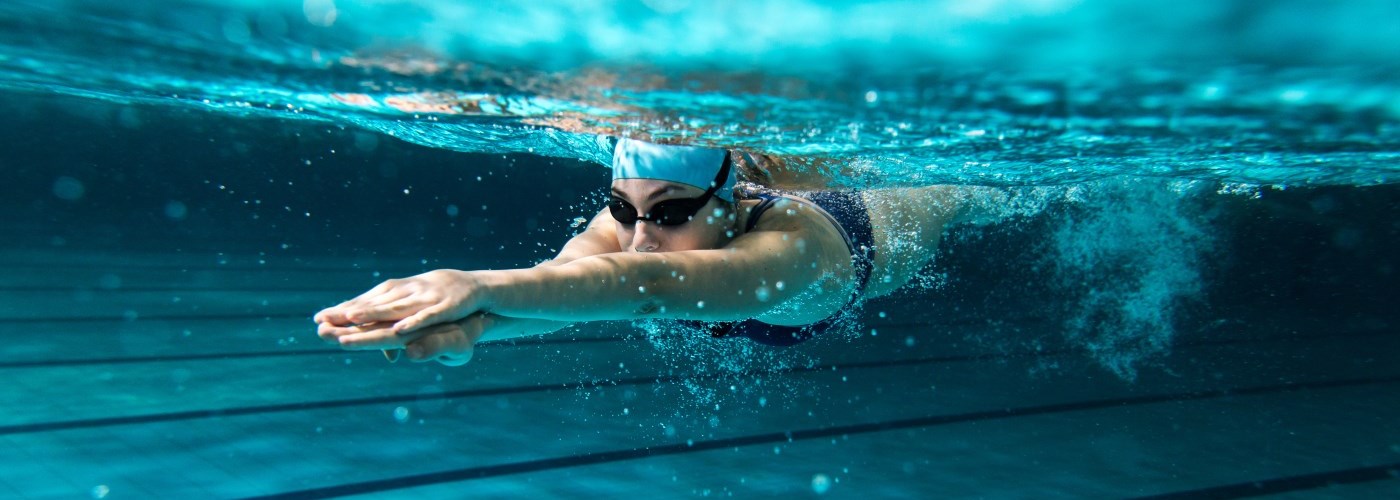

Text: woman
xmin=314 ymin=138 xmax=975 ymax=365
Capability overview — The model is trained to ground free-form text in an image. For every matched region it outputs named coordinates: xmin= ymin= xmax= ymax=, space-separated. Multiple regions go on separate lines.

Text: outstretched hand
xmin=316 ymin=314 xmax=486 ymax=367
xmin=313 ymin=269 xmax=488 ymax=336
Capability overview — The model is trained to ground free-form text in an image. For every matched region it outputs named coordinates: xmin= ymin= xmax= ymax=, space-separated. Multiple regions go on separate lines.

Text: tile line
xmin=3 ymin=313 xmax=314 ymax=323
xmin=0 ymin=286 xmax=358 ymax=292
xmin=0 ymin=336 xmax=632 ymax=368
xmin=1129 ymin=461 xmax=1400 ymax=500
xmin=1 ymin=329 xmax=1392 ymax=436
xmin=0 ymin=262 xmax=434 ymax=273
xmin=2 ymin=326 xmax=1389 ymax=369
xmin=0 ymin=353 xmax=982 ymax=436
xmin=240 ymin=375 xmax=1400 ymax=499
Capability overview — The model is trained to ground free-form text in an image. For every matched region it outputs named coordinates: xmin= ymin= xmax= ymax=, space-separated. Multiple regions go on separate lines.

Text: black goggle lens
xmin=609 ymin=197 xmax=703 ymax=226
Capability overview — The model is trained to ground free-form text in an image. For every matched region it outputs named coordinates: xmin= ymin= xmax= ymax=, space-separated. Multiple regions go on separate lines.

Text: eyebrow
xmin=611 ymin=186 xmax=677 ymax=203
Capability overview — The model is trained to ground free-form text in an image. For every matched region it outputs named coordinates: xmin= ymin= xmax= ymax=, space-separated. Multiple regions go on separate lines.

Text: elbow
xmin=632 ymin=295 xmax=665 ymax=318
xmin=632 ymin=258 xmax=685 ymax=319
xmin=592 ymin=253 xmax=674 ymax=319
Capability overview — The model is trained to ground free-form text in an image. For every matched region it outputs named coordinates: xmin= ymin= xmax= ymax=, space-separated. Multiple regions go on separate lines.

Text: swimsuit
xmin=684 ymin=190 xmax=877 ymax=346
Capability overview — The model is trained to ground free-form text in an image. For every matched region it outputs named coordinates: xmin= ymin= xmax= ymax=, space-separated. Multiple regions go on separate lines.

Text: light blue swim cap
xmin=611 ymin=138 xmax=736 ymax=202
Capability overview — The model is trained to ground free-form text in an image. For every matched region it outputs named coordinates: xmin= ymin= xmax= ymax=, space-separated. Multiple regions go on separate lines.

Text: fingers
xmin=336 ymin=322 xmax=431 ymax=350
xmin=383 ymin=349 xmax=401 ymax=363
xmin=391 ymin=304 xmax=451 ymax=336
xmin=319 ymin=290 xmax=411 ymax=326
xmin=313 ymin=283 xmax=409 ymax=325
xmin=314 ymin=281 xmax=390 ymax=324
xmin=318 ymin=321 xmax=382 ymax=344
xmin=343 ymin=295 xmax=432 ymax=326
xmin=434 ymin=353 xmax=474 ymax=367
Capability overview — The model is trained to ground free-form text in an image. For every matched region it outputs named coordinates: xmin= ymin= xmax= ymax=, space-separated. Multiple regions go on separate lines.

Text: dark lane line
xmin=0 ymin=336 xmax=634 ymax=369
xmin=3 ymin=327 xmax=1395 ymax=435
xmin=0 ymin=261 xmax=432 ymax=273
xmin=0 ymin=286 xmax=358 ymax=293
xmin=4 ymin=313 xmax=315 ymax=323
xmin=242 ymin=375 xmax=1400 ymax=499
xmin=3 ymin=326 xmax=1390 ymax=369
xmin=0 ymin=352 xmax=989 ymax=435
xmin=1130 ymin=462 xmax=1400 ymax=500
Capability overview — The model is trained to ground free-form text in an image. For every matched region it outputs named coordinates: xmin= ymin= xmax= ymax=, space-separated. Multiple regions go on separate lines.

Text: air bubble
xmin=165 ymin=201 xmax=188 ymax=220
xmin=53 ymin=176 xmax=85 ymax=201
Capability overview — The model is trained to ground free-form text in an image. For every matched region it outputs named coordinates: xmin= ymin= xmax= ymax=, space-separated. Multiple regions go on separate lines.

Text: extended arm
xmin=468 ymin=207 xmax=623 ymax=340
xmin=316 ymin=207 xmax=622 ymax=360
xmin=324 ymin=200 xmax=853 ymax=350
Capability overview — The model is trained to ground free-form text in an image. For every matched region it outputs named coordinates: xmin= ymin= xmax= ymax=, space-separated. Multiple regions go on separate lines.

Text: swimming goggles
xmin=608 ymin=152 xmax=732 ymax=226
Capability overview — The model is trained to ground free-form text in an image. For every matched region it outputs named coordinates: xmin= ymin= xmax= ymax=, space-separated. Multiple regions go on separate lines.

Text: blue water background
xmin=1 ymin=1 xmax=1399 ymax=497
xmin=2 ymin=0 xmax=1397 ymax=185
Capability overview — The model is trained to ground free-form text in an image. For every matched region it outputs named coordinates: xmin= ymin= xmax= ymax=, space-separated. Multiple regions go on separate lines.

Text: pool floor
xmin=2 ymin=249 xmax=1398 ymax=498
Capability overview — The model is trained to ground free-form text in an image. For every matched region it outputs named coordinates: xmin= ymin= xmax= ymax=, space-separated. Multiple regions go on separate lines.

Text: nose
xmin=631 ymin=221 xmax=662 ymax=252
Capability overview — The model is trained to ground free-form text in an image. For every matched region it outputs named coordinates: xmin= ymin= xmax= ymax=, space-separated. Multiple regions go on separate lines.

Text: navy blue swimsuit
xmin=684 ymin=190 xmax=876 ymax=346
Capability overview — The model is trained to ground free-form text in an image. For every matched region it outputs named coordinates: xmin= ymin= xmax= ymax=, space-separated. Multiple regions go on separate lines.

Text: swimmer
xmin=314 ymin=138 xmax=986 ymax=365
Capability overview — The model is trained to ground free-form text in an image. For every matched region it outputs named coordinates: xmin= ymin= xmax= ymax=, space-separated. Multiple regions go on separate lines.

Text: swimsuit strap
xmin=744 ymin=193 xmax=783 ymax=233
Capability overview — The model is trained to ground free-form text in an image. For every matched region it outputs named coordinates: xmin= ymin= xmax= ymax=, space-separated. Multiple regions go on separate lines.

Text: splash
xmin=631 ymin=316 xmax=838 ymax=417
xmin=1049 ymin=179 xmax=1215 ymax=381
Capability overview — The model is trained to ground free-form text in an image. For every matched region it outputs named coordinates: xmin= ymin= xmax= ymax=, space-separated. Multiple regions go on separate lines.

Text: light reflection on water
xmin=1 ymin=0 xmax=1397 ymax=187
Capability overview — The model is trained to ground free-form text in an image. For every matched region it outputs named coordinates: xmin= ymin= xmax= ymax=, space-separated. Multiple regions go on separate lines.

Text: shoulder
xmin=742 ymin=195 xmax=827 ymax=230
xmin=736 ymin=195 xmax=850 ymax=257
xmin=725 ymin=194 xmax=860 ymax=326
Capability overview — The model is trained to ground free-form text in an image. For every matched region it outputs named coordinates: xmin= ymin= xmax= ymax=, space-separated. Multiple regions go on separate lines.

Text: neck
xmin=723 ymin=200 xmax=754 ymax=244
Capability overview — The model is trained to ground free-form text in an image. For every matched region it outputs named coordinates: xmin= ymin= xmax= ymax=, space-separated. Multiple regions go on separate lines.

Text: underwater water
xmin=2 ymin=0 xmax=1399 ymax=498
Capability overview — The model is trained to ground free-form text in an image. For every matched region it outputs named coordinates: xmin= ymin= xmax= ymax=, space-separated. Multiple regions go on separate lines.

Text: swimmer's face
xmin=610 ymin=179 xmax=735 ymax=253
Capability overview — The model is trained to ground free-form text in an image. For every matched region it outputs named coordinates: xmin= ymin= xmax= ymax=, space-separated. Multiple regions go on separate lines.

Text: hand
xmin=400 ymin=314 xmax=490 ymax=366
xmin=313 ymin=269 xmax=488 ymax=335
xmin=315 ymin=314 xmax=487 ymax=367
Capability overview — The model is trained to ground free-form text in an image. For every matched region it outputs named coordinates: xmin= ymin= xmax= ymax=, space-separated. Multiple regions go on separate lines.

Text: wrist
xmin=470 ymin=269 xmax=508 ymax=312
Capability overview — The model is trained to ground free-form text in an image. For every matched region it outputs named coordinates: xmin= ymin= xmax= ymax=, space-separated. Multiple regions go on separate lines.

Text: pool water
xmin=2 ymin=0 xmax=1399 ymax=498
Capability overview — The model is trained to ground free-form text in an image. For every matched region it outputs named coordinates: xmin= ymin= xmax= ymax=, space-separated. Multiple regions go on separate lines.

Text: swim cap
xmin=611 ymin=138 xmax=736 ymax=202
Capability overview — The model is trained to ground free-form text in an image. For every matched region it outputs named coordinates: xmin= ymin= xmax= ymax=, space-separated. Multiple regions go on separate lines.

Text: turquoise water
xmin=3 ymin=0 xmax=1397 ymax=184
xmin=2 ymin=1 xmax=1399 ymax=498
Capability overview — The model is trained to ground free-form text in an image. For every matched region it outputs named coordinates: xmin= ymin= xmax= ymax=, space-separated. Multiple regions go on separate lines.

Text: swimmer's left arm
xmin=473 ymin=240 xmax=817 ymax=320
xmin=467 ymin=226 xmax=850 ymax=325
xmin=327 ymin=210 xmax=851 ymax=341
xmin=335 ymin=230 xmax=841 ymax=342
